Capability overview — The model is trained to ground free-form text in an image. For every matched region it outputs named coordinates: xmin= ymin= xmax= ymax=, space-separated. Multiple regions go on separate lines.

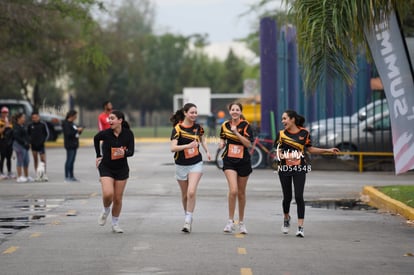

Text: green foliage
xmin=288 ymin=0 xmax=409 ymax=92
xmin=1 ymin=0 xmax=257 ymax=119
xmin=0 ymin=0 xmax=109 ymax=108
xmin=177 ymin=52 xmax=224 ymax=92
xmin=242 ymin=0 xmax=414 ymax=93
xmin=378 ymin=185 xmax=414 ymax=208
xmin=222 ymin=50 xmax=245 ymax=93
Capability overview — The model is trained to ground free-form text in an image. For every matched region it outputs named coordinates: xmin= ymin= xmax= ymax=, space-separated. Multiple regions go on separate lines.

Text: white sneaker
xmin=182 ymin=222 xmax=192 ymax=233
xmin=0 ymin=174 xmax=7 ymax=180
xmin=282 ymin=216 xmax=291 ymax=234
xmin=43 ymin=174 xmax=48 ymax=182
xmin=112 ymin=224 xmax=124 ymax=233
xmin=296 ymin=226 xmax=304 ymax=238
xmin=27 ymin=176 xmax=34 ymax=182
xmin=98 ymin=212 xmax=108 ymax=226
xmin=16 ymin=176 xmax=28 ymax=183
xmin=223 ymin=220 xmax=235 ymax=233
xmin=239 ymin=222 xmax=248 ymax=234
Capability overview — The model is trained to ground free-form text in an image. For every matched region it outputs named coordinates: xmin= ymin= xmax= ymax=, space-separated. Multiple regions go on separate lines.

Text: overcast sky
xmin=153 ymin=0 xmax=283 ymax=60
xmin=155 ymin=0 xmax=285 ymax=43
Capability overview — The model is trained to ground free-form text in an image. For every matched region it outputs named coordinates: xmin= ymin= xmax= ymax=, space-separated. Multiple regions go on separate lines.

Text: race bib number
xmin=111 ymin=147 xmax=125 ymax=160
xmin=184 ymin=147 xmax=199 ymax=159
xmin=228 ymin=144 xmax=244 ymax=159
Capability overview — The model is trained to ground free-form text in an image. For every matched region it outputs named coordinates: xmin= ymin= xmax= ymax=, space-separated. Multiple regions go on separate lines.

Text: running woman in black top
xmin=170 ymin=103 xmax=211 ymax=233
xmin=274 ymin=110 xmax=339 ymax=237
xmin=94 ymin=110 xmax=135 ymax=233
xmin=219 ymin=102 xmax=253 ymax=234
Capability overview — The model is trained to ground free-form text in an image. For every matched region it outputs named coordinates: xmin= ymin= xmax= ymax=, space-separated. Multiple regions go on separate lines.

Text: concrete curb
xmin=362 ymin=185 xmax=414 ymax=220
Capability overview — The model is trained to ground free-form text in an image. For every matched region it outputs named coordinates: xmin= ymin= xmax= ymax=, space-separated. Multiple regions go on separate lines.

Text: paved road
xmin=0 ymin=142 xmax=413 ymax=275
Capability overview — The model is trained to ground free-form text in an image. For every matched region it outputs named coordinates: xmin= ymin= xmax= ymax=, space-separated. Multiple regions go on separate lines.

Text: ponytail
xmin=111 ymin=110 xmax=130 ymax=129
xmin=284 ymin=109 xmax=305 ymax=127
xmin=170 ymin=103 xmax=197 ymax=126
xmin=170 ymin=109 xmax=185 ymax=126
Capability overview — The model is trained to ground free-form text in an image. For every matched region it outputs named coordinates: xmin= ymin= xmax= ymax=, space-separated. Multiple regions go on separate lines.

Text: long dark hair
xmin=65 ymin=110 xmax=77 ymax=120
xmin=111 ymin=110 xmax=130 ymax=129
xmin=169 ymin=103 xmax=197 ymax=126
xmin=284 ymin=109 xmax=305 ymax=127
xmin=228 ymin=102 xmax=243 ymax=112
xmin=12 ymin=112 xmax=25 ymax=125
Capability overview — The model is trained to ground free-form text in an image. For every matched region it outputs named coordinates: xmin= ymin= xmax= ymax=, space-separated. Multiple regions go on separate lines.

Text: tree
xmin=0 ymin=0 xmax=109 ymax=108
xmin=243 ymin=0 xmax=414 ymax=92
xmin=286 ymin=0 xmax=411 ymax=92
xmin=70 ymin=0 xmax=155 ymax=112
xmin=221 ymin=49 xmax=246 ymax=93
xmin=176 ymin=51 xmax=226 ymax=93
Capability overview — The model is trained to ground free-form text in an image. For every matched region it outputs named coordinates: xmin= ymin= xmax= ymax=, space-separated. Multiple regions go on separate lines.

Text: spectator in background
xmin=0 ymin=120 xmax=7 ymax=179
xmin=0 ymin=107 xmax=14 ymax=179
xmin=28 ymin=111 xmax=49 ymax=181
xmin=98 ymin=101 xmax=113 ymax=131
xmin=12 ymin=113 xmax=32 ymax=183
xmin=63 ymin=110 xmax=84 ymax=182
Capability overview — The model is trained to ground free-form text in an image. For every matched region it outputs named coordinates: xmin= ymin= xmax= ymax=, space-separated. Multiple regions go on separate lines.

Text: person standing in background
xmin=63 ymin=110 xmax=84 ymax=182
xmin=0 ymin=107 xmax=14 ymax=179
xmin=0 ymin=120 xmax=8 ymax=179
xmin=27 ymin=111 xmax=49 ymax=181
xmin=12 ymin=113 xmax=32 ymax=183
xmin=170 ymin=103 xmax=211 ymax=233
xmin=98 ymin=101 xmax=113 ymax=131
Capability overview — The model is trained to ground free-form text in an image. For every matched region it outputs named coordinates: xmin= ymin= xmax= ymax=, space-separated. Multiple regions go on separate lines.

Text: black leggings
xmin=0 ymin=146 xmax=13 ymax=174
xmin=279 ymin=173 xmax=306 ymax=219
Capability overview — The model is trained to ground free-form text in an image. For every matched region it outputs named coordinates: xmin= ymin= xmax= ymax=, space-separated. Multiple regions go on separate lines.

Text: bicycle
xmin=215 ymin=136 xmax=278 ymax=169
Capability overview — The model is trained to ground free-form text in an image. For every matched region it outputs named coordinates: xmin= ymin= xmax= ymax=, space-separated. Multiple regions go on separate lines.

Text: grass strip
xmin=377 ymin=185 xmax=414 ymax=208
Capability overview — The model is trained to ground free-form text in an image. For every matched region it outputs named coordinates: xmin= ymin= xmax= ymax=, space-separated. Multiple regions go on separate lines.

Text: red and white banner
xmin=364 ymin=11 xmax=414 ymax=174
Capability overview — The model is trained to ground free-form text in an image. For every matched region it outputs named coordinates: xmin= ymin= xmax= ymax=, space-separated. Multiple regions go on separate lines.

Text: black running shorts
xmin=222 ymin=158 xmax=252 ymax=177
xmin=98 ymin=164 xmax=129 ymax=180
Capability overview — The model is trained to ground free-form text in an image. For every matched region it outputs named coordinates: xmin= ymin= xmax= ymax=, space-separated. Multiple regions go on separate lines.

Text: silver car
xmin=317 ymin=111 xmax=392 ymax=160
xmin=308 ymin=98 xmax=388 ymax=144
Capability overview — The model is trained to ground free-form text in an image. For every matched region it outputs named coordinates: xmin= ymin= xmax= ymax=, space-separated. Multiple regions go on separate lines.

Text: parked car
xmin=308 ymin=99 xmax=388 ymax=143
xmin=317 ymin=110 xmax=392 ymax=160
xmin=0 ymin=99 xmax=64 ymax=141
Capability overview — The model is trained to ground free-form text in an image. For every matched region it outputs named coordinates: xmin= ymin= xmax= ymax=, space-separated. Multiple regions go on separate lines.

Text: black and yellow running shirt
xmin=219 ymin=119 xmax=254 ymax=163
xmin=170 ymin=123 xmax=204 ymax=165
xmin=274 ymin=128 xmax=312 ymax=174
